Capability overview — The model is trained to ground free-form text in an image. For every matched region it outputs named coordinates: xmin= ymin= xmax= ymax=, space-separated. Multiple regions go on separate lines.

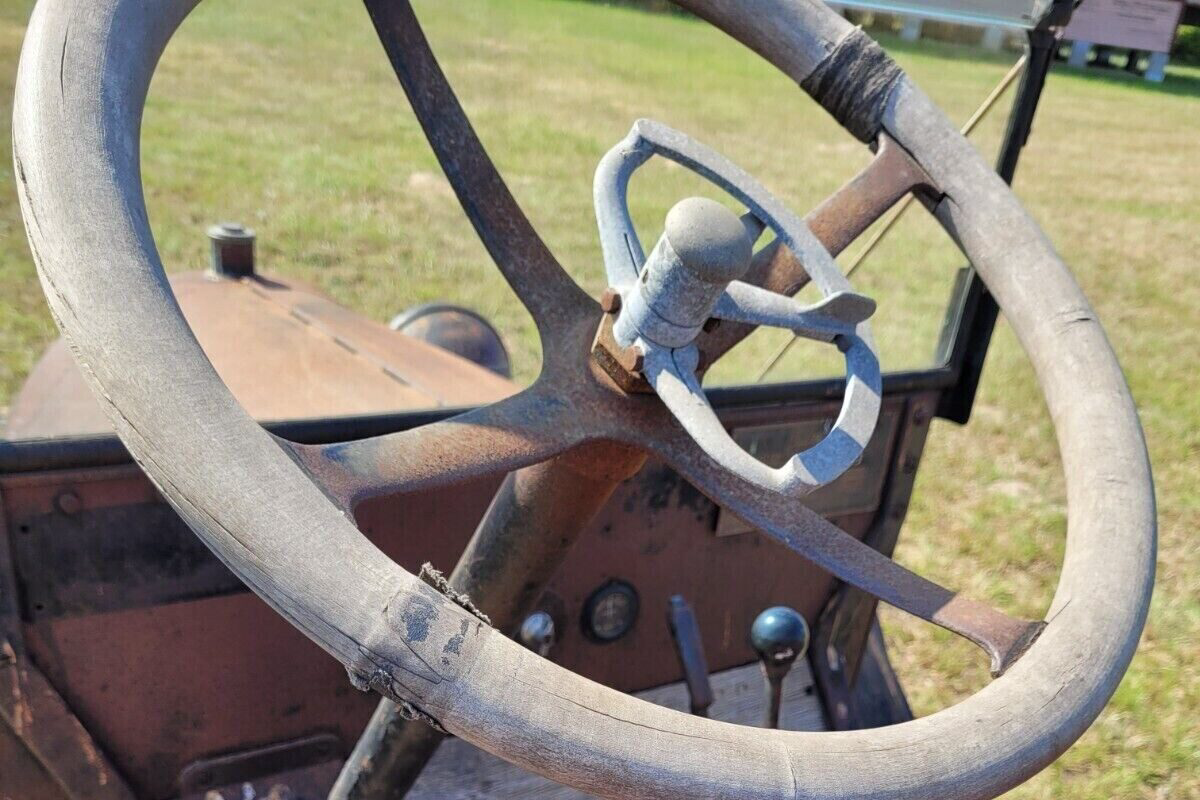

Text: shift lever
xmin=750 ymin=606 xmax=810 ymax=729
xmin=667 ymin=595 xmax=714 ymax=716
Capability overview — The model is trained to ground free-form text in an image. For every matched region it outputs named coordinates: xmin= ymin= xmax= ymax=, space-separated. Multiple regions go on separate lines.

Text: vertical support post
xmin=935 ymin=11 xmax=1065 ymax=423
xmin=900 ymin=16 xmax=923 ymax=42
xmin=995 ymin=28 xmax=1057 ymax=183
xmin=1068 ymin=39 xmax=1091 ymax=67
xmin=1144 ymin=51 xmax=1169 ymax=82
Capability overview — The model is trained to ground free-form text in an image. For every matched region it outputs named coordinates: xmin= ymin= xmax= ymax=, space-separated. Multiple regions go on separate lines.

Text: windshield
xmin=0 ymin=0 xmax=1024 ymax=440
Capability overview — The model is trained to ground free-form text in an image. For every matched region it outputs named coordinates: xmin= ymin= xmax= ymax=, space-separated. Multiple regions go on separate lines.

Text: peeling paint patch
xmin=401 ymin=595 xmax=437 ymax=643
xmin=443 ymin=619 xmax=470 ymax=657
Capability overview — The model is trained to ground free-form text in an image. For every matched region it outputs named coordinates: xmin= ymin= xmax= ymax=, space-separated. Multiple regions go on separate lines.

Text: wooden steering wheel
xmin=13 ymin=0 xmax=1154 ymax=797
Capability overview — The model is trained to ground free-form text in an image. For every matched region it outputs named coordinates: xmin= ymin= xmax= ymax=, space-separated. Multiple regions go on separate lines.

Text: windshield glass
xmin=0 ymin=0 xmax=1023 ymax=440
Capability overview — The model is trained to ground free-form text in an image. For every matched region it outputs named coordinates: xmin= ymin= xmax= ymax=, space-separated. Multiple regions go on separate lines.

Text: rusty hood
xmin=6 ymin=271 xmax=516 ymax=439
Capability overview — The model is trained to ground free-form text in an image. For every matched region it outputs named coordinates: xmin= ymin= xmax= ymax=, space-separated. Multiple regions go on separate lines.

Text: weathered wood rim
xmin=13 ymin=1 xmax=1154 ymax=798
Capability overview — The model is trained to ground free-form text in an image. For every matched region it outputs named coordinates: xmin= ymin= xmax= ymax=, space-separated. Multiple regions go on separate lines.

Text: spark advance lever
xmin=667 ymin=595 xmax=714 ymax=717
xmin=593 ymin=120 xmax=882 ymax=496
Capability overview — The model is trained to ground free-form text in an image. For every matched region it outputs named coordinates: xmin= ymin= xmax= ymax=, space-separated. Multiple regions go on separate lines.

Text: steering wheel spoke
xmin=289 ymin=383 xmax=584 ymax=507
xmin=364 ymin=0 xmax=593 ymax=335
xmin=641 ymin=424 xmax=1043 ymax=675
xmin=807 ymin=133 xmax=936 ymax=261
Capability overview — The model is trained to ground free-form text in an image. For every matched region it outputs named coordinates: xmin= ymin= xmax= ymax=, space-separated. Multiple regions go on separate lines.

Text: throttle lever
xmin=668 ymin=595 xmax=714 ymax=717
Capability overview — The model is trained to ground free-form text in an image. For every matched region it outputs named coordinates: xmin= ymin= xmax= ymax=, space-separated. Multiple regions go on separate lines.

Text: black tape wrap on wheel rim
xmin=801 ymin=27 xmax=904 ymax=143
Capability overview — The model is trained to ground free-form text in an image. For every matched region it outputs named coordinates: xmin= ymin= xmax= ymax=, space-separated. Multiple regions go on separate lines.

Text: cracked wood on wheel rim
xmin=13 ymin=1 xmax=1154 ymax=799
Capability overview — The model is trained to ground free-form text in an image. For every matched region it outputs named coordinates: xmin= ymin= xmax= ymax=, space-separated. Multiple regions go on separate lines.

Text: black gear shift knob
xmin=751 ymin=605 xmax=810 ymax=667
xmin=750 ymin=606 xmax=810 ymax=729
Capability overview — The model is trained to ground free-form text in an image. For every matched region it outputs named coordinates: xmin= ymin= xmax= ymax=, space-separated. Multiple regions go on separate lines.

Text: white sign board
xmin=829 ymin=0 xmax=1053 ymax=28
xmin=1063 ymin=0 xmax=1184 ymax=52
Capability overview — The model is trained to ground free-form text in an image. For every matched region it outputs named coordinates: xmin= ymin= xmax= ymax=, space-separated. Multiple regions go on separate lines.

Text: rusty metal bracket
xmin=592 ymin=310 xmax=651 ymax=394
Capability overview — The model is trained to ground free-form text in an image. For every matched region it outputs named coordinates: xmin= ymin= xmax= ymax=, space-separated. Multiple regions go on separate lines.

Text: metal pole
xmin=330 ymin=443 xmax=646 ymax=799
xmin=935 ymin=24 xmax=1063 ymax=423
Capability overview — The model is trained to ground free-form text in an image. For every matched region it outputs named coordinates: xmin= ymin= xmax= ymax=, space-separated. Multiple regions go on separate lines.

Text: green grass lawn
xmin=1 ymin=1 xmax=1196 ymax=797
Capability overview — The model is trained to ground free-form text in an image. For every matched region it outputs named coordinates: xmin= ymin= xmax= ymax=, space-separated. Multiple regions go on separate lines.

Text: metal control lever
xmin=593 ymin=119 xmax=882 ymax=496
xmin=751 ymin=606 xmax=810 ymax=729
xmin=518 ymin=611 xmax=556 ymax=658
xmin=667 ymin=595 xmax=714 ymax=717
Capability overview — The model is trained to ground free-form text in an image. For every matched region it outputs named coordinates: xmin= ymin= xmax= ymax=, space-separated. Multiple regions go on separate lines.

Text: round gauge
xmin=582 ymin=580 xmax=640 ymax=643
